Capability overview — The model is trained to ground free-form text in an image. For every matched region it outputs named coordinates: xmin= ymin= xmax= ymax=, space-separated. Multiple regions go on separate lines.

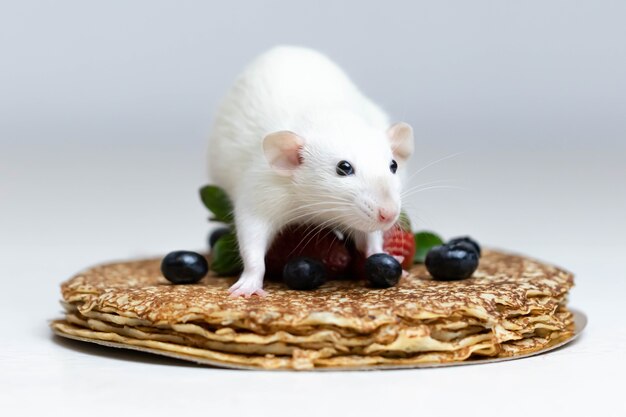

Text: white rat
xmin=208 ymin=46 xmax=414 ymax=297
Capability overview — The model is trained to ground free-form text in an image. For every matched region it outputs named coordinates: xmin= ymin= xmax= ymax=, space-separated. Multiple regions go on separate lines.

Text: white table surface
xmin=1 ymin=141 xmax=625 ymax=417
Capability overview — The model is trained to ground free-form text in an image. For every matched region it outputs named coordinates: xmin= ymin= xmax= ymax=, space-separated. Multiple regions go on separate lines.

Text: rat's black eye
xmin=336 ymin=160 xmax=354 ymax=176
xmin=390 ymin=159 xmax=398 ymax=174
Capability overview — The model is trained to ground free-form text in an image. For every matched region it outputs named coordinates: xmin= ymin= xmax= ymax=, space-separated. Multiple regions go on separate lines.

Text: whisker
xmin=287 ymin=211 xmax=354 ymax=256
xmin=401 ymin=179 xmax=459 ymax=196
xmin=402 ymin=185 xmax=468 ymax=198
xmin=280 ymin=201 xmax=352 ymax=219
xmin=404 ymin=152 xmax=463 ymax=182
xmin=296 ymin=212 xmax=356 ymax=253
xmin=284 ymin=206 xmax=354 ymax=225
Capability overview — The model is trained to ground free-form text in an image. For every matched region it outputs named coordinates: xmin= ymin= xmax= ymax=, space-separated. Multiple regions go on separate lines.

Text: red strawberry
xmin=265 ymin=224 xmax=352 ymax=280
xmin=383 ymin=226 xmax=416 ymax=270
xmin=349 ymin=247 xmax=367 ymax=281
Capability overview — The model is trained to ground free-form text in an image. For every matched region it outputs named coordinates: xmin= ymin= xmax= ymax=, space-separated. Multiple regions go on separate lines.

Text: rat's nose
xmin=377 ymin=208 xmax=397 ymax=223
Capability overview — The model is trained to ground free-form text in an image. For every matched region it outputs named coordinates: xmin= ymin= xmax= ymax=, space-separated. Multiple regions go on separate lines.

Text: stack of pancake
xmin=52 ymin=250 xmax=574 ymax=370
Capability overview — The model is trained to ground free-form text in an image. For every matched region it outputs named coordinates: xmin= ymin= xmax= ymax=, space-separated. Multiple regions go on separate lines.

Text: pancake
xmin=52 ymin=250 xmax=575 ymax=370
xmin=51 ymin=318 xmax=574 ymax=370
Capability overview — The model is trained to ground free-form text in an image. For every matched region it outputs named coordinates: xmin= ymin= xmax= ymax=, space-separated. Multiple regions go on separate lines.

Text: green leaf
xmin=199 ymin=185 xmax=234 ymax=224
xmin=413 ymin=231 xmax=444 ymax=263
xmin=210 ymin=232 xmax=243 ymax=276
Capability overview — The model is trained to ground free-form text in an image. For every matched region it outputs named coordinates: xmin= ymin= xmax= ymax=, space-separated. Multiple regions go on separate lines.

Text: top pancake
xmin=61 ymin=250 xmax=573 ymax=335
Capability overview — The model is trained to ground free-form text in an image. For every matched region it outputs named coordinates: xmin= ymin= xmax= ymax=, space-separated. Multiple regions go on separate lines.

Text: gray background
xmin=2 ymin=0 xmax=625 ymax=247
xmin=3 ymin=0 xmax=626 ymax=148
xmin=1 ymin=1 xmax=625 ymax=416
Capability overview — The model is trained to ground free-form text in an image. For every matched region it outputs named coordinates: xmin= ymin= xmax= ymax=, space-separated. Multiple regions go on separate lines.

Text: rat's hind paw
xmin=228 ymin=276 xmax=267 ymax=298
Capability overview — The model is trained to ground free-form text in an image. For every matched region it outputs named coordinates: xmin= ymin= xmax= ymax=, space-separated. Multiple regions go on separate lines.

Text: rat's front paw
xmin=228 ymin=275 xmax=267 ymax=298
xmin=391 ymin=254 xmax=405 ymax=265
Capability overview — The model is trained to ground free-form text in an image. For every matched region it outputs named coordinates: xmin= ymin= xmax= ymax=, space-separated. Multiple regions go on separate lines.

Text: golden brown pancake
xmin=52 ymin=250 xmax=575 ymax=370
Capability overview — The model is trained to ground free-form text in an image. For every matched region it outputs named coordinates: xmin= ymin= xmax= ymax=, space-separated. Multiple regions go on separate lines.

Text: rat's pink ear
xmin=263 ymin=131 xmax=305 ymax=176
xmin=387 ymin=122 xmax=414 ymax=162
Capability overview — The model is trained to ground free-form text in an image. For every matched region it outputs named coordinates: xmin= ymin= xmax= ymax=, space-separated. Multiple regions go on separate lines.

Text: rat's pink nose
xmin=377 ymin=208 xmax=397 ymax=223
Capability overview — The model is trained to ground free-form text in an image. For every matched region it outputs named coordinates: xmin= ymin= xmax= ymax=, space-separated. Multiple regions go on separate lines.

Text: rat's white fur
xmin=208 ymin=46 xmax=414 ymax=296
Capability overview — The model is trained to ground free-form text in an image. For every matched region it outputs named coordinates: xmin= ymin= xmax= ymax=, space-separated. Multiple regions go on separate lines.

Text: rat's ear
xmin=387 ymin=122 xmax=414 ymax=162
xmin=263 ymin=131 xmax=305 ymax=176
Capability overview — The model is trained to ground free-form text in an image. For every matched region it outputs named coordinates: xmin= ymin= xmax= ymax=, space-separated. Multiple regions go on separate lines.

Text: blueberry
xmin=283 ymin=257 xmax=327 ymax=290
xmin=209 ymin=227 xmax=231 ymax=249
xmin=161 ymin=251 xmax=209 ymax=284
xmin=425 ymin=244 xmax=479 ymax=281
xmin=447 ymin=240 xmax=480 ymax=257
xmin=365 ymin=253 xmax=402 ymax=288
xmin=447 ymin=236 xmax=481 ymax=257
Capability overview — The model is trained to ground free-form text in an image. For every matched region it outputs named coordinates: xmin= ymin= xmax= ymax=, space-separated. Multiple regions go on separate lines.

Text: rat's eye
xmin=390 ymin=159 xmax=398 ymax=174
xmin=336 ymin=160 xmax=355 ymax=176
